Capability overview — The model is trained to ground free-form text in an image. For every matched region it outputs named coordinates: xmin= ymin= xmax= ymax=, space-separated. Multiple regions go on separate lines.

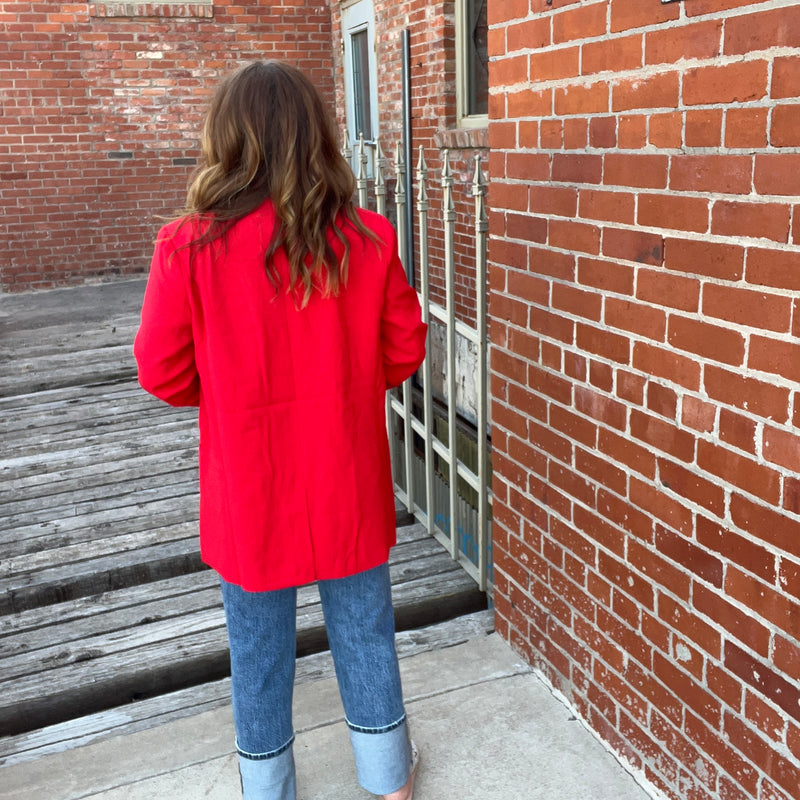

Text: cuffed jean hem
xmin=348 ymin=714 xmax=412 ymax=795
xmin=237 ymin=736 xmax=296 ymax=800
xmin=237 ymin=734 xmax=295 ymax=760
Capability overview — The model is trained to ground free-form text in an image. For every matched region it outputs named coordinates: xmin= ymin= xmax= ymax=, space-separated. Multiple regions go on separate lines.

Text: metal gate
xmin=346 ymin=133 xmax=493 ymax=594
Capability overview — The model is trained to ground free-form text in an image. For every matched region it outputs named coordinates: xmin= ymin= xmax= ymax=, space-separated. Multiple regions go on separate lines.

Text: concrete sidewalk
xmin=2 ymin=633 xmax=654 ymax=800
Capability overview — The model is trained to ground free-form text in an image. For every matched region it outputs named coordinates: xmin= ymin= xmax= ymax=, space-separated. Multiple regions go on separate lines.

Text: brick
xmin=684 ymin=109 xmax=723 ymax=148
xmin=667 ymin=315 xmax=745 ymax=367
xmin=718 ymin=409 xmax=757 ymax=455
xmin=507 ymin=86 xmax=553 ymax=119
xmin=711 ymin=199 xmax=790 ymax=243
xmin=554 ymin=81 xmax=608 ymax=115
xmin=664 ymin=237 xmax=743 ymax=281
xmin=732 ymin=492 xmax=800 ymax=560
xmin=683 ymin=60 xmax=768 ymax=105
xmin=772 ymin=56 xmax=800 ymax=99
xmin=612 ymin=71 xmax=679 ymax=112
xmin=653 ymin=653 xmax=721 ymax=725
xmin=530 ymin=46 xmax=581 ymax=82
xmin=588 ymin=116 xmax=616 ymax=149
xmin=746 ymin=246 xmax=800 ymax=291
xmin=725 ymin=712 xmax=800 ymax=798
xmin=694 ymin=582 xmax=770 ymax=657
xmin=681 ymin=396 xmax=715 ymax=434
xmin=725 ymin=5 xmax=800 ymax=56
xmin=754 ymin=154 xmax=800 ymax=197
xmin=784 ymin=476 xmax=800 ymax=515
xmin=636 ymin=269 xmax=699 ymax=313
xmin=549 ymin=403 xmax=598 ymax=449
xmin=749 ymin=336 xmax=800 ymax=384
xmin=552 ymin=153 xmax=603 ymax=185
xmin=507 ymin=213 xmax=548 ymax=243
xmin=577 ymin=256 xmax=634 ymax=295
xmin=632 ymin=342 xmax=701 ymax=392
xmin=490 ymin=238 xmax=528 ymax=271
xmin=518 ymin=120 xmax=538 ymax=148
xmin=657 ymin=459 xmax=725 ymax=518
xmin=578 ymin=189 xmax=634 ymax=224
xmin=726 ymin=640 xmax=800 ymax=724
xmin=725 ymin=106 xmax=769 ymax=149
xmin=492 ymin=54 xmax=529 ymax=87
xmin=488 ymin=0 xmax=529 ymax=24
xmin=575 ymin=322 xmax=630 ymax=364
xmin=605 ymin=297 xmax=666 ymax=341
xmin=703 ymin=285 xmax=792 ymax=333
xmin=564 ymin=117 xmax=588 ymax=149
xmin=631 ymin=542 xmax=692 ymax=605
xmin=771 ymin=103 xmax=800 ymax=147
xmin=597 ymin=429 xmax=656 ymax=484
xmin=697 ymin=440 xmax=780 ymax=507
xmin=630 ymin=410 xmax=695 ymax=464
xmin=610 ymin=0 xmax=679 ymax=33
xmin=602 ymin=227 xmax=663 ymax=265
xmin=549 ymin=219 xmax=600 ymax=255
xmin=638 ymin=194 xmax=709 ymax=234
xmin=506 ymin=17 xmax=551 ymax=53
xmin=575 ymin=384 xmax=626 ymax=430
xmin=670 ymin=154 xmax=752 ymax=195
xmin=582 ymin=34 xmax=642 ymax=76
xmin=645 ymin=19 xmax=722 ymax=66
xmin=708 ymin=366 xmax=790 ymax=423
xmin=648 ymin=111 xmax=681 ymax=149
xmin=529 ymin=245 xmax=576 ymax=282
xmin=775 ymin=635 xmax=800 ymax=685
xmin=684 ymin=712 xmax=759 ymax=797
xmin=763 ymin=424 xmax=800 ymax=472
xmin=553 ymin=1 xmax=606 ymax=43
xmin=540 ymin=118 xmax=564 ymax=149
xmin=529 ymin=185 xmax=577 ymax=217
xmin=618 ymin=114 xmax=647 ymax=148
xmin=552 ymin=282 xmax=602 ymax=321
xmin=604 ymin=152 xmax=668 ymax=189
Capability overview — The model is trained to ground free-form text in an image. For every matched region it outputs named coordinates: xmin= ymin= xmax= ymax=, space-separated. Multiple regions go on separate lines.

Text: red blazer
xmin=134 ymin=203 xmax=426 ymax=591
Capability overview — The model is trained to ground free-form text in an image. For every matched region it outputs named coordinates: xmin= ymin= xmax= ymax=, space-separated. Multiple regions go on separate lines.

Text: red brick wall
xmin=1 ymin=0 xmax=333 ymax=292
xmin=330 ymin=0 xmax=488 ymax=326
xmin=488 ymin=2 xmax=800 ymax=799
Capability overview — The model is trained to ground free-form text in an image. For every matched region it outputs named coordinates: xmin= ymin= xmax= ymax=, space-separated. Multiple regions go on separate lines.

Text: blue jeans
xmin=220 ymin=563 xmax=413 ymax=799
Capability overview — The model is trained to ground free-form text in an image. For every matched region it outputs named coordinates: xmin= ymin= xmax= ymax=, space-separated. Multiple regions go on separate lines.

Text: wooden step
xmin=0 ymin=609 xmax=495 ymax=768
xmin=0 ymin=522 xmax=486 ymax=737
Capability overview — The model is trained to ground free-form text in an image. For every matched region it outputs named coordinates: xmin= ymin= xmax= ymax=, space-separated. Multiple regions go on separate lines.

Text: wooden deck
xmin=0 ymin=280 xmax=490 ymax=766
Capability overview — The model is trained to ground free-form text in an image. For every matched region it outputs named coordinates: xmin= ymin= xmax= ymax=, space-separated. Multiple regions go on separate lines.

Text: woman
xmin=134 ymin=61 xmax=426 ymax=800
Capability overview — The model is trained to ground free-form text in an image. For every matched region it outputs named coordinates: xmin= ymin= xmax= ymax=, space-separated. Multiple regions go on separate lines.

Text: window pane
xmin=351 ymin=29 xmax=373 ymax=140
xmin=467 ymin=0 xmax=488 ymax=116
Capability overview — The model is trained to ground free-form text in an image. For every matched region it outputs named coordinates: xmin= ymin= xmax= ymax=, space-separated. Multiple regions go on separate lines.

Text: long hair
xmin=179 ymin=61 xmax=374 ymax=305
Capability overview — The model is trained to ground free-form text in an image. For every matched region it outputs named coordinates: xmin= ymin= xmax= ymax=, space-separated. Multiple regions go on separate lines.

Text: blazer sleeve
xmin=380 ymin=228 xmax=427 ymax=389
xmin=133 ymin=233 xmax=200 ymax=407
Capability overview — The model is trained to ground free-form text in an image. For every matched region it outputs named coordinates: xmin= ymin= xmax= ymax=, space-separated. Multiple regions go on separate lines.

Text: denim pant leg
xmin=318 ymin=563 xmax=412 ymax=795
xmin=220 ymin=578 xmax=298 ymax=800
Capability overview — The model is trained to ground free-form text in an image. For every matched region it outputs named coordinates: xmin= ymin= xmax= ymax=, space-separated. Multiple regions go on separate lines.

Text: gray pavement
xmin=2 ymin=633 xmax=655 ymax=800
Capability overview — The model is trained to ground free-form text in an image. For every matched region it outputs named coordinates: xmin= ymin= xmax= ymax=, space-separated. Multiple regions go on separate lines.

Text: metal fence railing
xmin=346 ymin=132 xmax=492 ymax=594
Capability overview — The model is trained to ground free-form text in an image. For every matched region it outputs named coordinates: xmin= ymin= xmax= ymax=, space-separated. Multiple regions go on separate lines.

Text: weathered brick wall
xmin=488 ymin=2 xmax=800 ymax=799
xmin=1 ymin=0 xmax=333 ymax=292
xmin=330 ymin=0 xmax=488 ymax=326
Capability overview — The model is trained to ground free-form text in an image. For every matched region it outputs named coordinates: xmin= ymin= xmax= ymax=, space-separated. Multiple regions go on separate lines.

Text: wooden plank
xmin=0 ymin=423 xmax=197 ymax=480
xmin=0 ymin=610 xmax=495 ymax=767
xmin=0 ymin=565 xmax=484 ymax=736
xmin=1 ymin=546 xmax=461 ymax=678
xmin=0 ymin=521 xmax=435 ymax=615
xmin=0 ymin=451 xmax=198 ymax=506
xmin=0 ymin=350 xmax=138 ymax=397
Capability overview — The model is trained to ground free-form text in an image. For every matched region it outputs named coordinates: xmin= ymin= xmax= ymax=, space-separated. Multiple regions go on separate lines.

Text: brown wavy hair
xmin=179 ymin=61 xmax=374 ymax=305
